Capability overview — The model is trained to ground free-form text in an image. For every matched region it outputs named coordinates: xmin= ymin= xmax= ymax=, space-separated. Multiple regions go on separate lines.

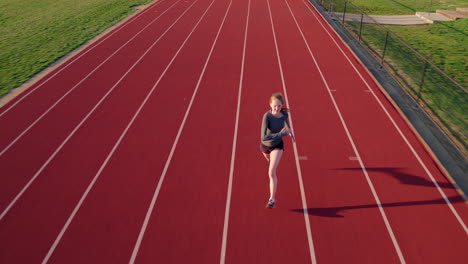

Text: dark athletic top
xmin=260 ymin=110 xmax=291 ymax=147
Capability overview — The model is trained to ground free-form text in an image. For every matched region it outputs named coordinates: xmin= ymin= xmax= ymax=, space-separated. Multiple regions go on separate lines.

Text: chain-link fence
xmin=314 ymin=0 xmax=467 ymax=151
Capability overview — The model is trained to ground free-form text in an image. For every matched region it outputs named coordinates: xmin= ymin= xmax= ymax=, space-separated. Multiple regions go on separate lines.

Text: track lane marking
xmin=267 ymin=1 xmax=317 ymax=263
xmin=219 ymin=0 xmax=249 ymax=263
xmin=41 ymin=0 xmax=213 ymax=262
xmin=0 ymin=0 xmax=197 ymax=223
xmin=302 ymin=0 xmax=467 ymax=234
xmin=129 ymin=0 xmax=233 ymax=262
xmin=285 ymin=0 xmax=406 ymax=263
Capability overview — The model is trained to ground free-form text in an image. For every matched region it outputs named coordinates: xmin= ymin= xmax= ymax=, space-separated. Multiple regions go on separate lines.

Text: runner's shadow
xmin=335 ymin=167 xmax=456 ymax=189
xmin=290 ymin=195 xmax=465 ymax=218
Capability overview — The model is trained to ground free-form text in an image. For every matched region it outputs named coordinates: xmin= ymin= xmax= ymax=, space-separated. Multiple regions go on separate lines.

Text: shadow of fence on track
xmin=290 ymin=195 xmax=465 ymax=217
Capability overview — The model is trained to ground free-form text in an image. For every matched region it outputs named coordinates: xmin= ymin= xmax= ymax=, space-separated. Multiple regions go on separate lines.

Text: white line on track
xmin=0 ymin=0 xmax=182 ymax=159
xmin=0 ymin=0 xmax=197 ymax=223
xmin=0 ymin=0 xmax=167 ymax=118
xmin=267 ymin=1 xmax=317 ymax=263
xmin=129 ymin=1 xmax=233 ymax=263
xmin=302 ymin=0 xmax=467 ymax=234
xmin=285 ymin=0 xmax=406 ymax=263
xmin=219 ymin=0 xmax=249 ymax=263
xmin=42 ymin=0 xmax=214 ymax=262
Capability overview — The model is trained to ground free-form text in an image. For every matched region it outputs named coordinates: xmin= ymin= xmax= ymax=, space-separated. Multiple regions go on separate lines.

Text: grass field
xmin=388 ymin=19 xmax=467 ymax=88
xmin=385 ymin=20 xmax=467 ymax=149
xmin=0 ymin=0 xmax=153 ymax=98
xmin=348 ymin=21 xmax=467 ymax=148
xmin=326 ymin=0 xmax=467 ymax=89
xmin=348 ymin=0 xmax=468 ymax=15
xmin=337 ymin=0 xmax=468 ymax=89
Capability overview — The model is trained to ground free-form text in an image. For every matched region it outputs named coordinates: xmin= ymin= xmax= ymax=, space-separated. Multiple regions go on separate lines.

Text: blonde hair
xmin=269 ymin=93 xmax=289 ymax=112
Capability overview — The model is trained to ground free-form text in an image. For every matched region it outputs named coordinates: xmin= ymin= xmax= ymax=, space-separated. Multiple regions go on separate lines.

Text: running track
xmin=0 ymin=0 xmax=467 ymax=263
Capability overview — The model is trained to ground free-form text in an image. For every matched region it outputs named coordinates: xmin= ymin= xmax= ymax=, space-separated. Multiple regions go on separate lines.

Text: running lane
xmin=300 ymin=0 xmax=468 ymax=222
xmin=290 ymin=0 xmax=468 ymax=263
xmin=267 ymin=0 xmax=401 ymax=262
xmin=225 ymin=0 xmax=312 ymax=263
xmin=0 ymin=0 xmax=217 ymax=263
xmin=131 ymin=0 xmax=245 ymax=262
xmin=34 ymin=0 xmax=237 ymax=263
xmin=0 ymin=0 xmax=192 ymax=211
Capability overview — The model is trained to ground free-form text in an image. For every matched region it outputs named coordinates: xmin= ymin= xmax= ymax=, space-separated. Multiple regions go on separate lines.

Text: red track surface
xmin=0 ymin=0 xmax=466 ymax=263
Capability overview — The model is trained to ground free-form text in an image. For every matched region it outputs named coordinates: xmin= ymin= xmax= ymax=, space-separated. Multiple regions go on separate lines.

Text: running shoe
xmin=266 ymin=199 xmax=275 ymax=209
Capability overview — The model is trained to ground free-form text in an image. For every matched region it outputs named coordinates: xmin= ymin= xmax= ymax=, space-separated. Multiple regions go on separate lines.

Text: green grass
xmin=326 ymin=0 xmax=467 ymax=92
xmin=0 ymin=0 xmax=153 ymax=98
xmin=387 ymin=19 xmax=467 ymax=88
xmin=348 ymin=0 xmax=468 ymax=15
xmin=345 ymin=20 xmax=467 ymax=148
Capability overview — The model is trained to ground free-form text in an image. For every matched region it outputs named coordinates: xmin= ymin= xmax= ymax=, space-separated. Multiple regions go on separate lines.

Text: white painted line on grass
xmin=0 ymin=0 xmax=197 ymax=223
xmin=0 ymin=0 xmax=168 ymax=118
xmin=267 ymin=1 xmax=317 ymax=263
xmin=220 ymin=0 xmax=249 ymax=263
xmin=286 ymin=0 xmax=406 ymax=263
xmin=0 ymin=0 xmax=182 ymax=159
xmin=129 ymin=1 xmax=233 ymax=263
xmin=302 ymin=0 xmax=467 ymax=234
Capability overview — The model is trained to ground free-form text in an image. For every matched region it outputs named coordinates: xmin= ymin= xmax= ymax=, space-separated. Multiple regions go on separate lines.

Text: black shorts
xmin=260 ymin=141 xmax=284 ymax=154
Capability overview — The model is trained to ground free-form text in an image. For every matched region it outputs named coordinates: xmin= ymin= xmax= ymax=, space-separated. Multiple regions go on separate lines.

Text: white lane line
xmin=129 ymin=0 xmax=233 ymax=263
xmin=41 ymin=0 xmax=213 ymax=263
xmin=302 ymin=0 xmax=468 ymax=234
xmin=286 ymin=0 xmax=406 ymax=263
xmin=219 ymin=0 xmax=249 ymax=263
xmin=0 ymin=0 xmax=182 ymax=159
xmin=0 ymin=0 xmax=167 ymax=118
xmin=0 ymin=0 xmax=198 ymax=223
xmin=267 ymin=1 xmax=317 ymax=263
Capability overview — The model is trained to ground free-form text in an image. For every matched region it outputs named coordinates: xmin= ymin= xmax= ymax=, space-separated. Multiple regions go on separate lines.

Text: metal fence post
xmin=417 ymin=61 xmax=429 ymax=101
xmin=330 ymin=0 xmax=333 ymax=13
xmin=342 ymin=1 xmax=348 ymax=23
xmin=381 ymin=31 xmax=389 ymax=64
xmin=358 ymin=13 xmax=364 ymax=42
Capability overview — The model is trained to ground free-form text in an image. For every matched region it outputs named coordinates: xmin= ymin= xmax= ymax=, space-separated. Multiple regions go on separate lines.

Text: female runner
xmin=260 ymin=93 xmax=294 ymax=208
